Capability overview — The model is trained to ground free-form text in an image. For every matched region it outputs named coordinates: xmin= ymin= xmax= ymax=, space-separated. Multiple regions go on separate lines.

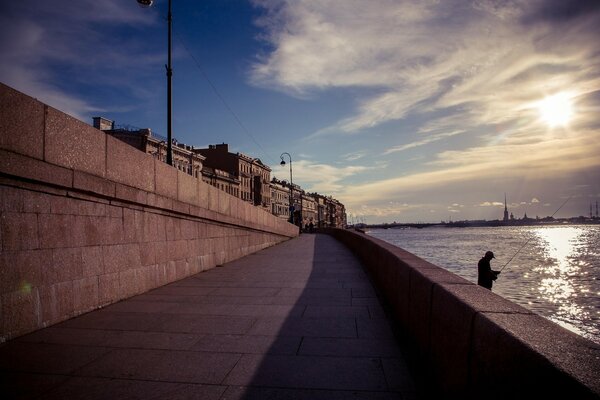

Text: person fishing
xmin=478 ymin=251 xmax=500 ymax=290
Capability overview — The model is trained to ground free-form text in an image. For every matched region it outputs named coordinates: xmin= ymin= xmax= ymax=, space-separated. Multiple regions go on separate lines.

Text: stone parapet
xmin=322 ymin=228 xmax=600 ymax=399
xmin=0 ymin=83 xmax=298 ymax=341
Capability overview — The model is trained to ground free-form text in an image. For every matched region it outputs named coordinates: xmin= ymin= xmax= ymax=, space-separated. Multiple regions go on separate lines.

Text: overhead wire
xmin=173 ymin=30 xmax=278 ymax=165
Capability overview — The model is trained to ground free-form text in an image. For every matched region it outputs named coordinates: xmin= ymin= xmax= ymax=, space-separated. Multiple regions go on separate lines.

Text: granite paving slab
xmin=223 ymin=354 xmax=389 ymax=391
xmin=0 ymin=234 xmax=417 ymax=399
xmin=75 ymin=348 xmax=241 ymax=384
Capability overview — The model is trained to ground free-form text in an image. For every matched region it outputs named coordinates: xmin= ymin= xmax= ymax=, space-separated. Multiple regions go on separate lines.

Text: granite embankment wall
xmin=0 ymin=83 xmax=298 ymax=342
xmin=324 ymin=228 xmax=600 ymax=399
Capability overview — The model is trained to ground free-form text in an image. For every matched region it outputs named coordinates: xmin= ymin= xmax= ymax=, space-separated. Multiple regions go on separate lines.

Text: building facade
xmin=92 ymin=117 xmax=205 ymax=179
xmin=301 ymin=193 xmax=318 ymax=227
xmin=93 ymin=118 xmax=346 ymax=225
xmin=201 ymin=167 xmax=240 ymax=198
xmin=195 ymin=143 xmax=271 ymax=211
xmin=270 ymin=178 xmax=290 ymax=220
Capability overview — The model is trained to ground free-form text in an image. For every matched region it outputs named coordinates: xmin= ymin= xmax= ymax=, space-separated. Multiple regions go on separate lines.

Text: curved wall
xmin=0 ymin=83 xmax=298 ymax=341
xmin=324 ymin=228 xmax=600 ymax=398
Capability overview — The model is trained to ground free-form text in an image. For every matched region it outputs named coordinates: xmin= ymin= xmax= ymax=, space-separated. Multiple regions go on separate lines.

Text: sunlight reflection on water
xmin=369 ymin=225 xmax=600 ymax=344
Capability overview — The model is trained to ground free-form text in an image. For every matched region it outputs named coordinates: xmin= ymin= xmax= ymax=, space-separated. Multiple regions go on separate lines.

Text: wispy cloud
xmin=0 ymin=0 xmax=160 ymax=119
xmin=251 ymin=0 xmax=600 ymax=138
xmin=384 ymin=130 xmax=465 ymax=155
xmin=271 ymin=159 xmax=369 ymax=195
xmin=480 ymin=202 xmax=504 ymax=207
xmin=341 ymin=150 xmax=367 ymax=161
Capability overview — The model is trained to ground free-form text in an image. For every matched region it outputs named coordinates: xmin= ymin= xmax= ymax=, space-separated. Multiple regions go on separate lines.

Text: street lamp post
xmin=137 ymin=0 xmax=173 ymax=166
xmin=280 ymin=152 xmax=293 ymax=224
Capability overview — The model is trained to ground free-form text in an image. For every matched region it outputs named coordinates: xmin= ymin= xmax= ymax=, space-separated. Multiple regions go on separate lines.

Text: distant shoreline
xmin=363 ymin=218 xmax=600 ymax=230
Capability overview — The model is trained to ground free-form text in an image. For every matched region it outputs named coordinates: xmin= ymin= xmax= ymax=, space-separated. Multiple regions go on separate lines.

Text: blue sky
xmin=1 ymin=0 xmax=599 ymax=223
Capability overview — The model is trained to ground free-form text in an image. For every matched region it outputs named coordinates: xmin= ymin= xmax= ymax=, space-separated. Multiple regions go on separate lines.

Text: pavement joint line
xmin=65 ymin=346 xmax=116 ymax=377
xmin=295 ymin=336 xmax=304 ymax=356
xmin=218 ymin=353 xmax=244 ymax=386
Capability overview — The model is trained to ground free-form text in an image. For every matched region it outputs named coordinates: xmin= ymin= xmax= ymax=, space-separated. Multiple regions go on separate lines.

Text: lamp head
xmin=280 ymin=160 xmax=286 ymax=166
xmin=137 ymin=0 xmax=154 ymax=7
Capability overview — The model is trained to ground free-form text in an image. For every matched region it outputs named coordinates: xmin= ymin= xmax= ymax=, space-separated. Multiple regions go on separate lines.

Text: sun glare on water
xmin=537 ymin=92 xmax=574 ymax=127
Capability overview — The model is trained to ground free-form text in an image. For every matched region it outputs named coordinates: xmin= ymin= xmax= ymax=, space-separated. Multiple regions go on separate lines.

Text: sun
xmin=537 ymin=92 xmax=573 ymax=127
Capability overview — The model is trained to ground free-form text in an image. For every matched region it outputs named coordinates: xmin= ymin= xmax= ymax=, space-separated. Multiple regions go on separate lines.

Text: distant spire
xmin=503 ymin=193 xmax=509 ymax=222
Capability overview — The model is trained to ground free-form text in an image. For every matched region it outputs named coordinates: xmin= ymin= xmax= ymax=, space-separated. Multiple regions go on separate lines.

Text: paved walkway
xmin=1 ymin=234 xmax=416 ymax=399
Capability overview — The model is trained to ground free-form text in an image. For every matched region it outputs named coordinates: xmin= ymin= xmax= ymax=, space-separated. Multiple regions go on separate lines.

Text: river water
xmin=368 ymin=225 xmax=600 ymax=344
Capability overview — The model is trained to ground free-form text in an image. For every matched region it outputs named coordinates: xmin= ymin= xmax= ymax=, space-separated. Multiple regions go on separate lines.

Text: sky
xmin=1 ymin=0 xmax=599 ymax=223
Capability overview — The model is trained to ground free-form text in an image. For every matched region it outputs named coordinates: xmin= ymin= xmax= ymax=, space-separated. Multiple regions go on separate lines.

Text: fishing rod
xmin=499 ymin=195 xmax=572 ymax=272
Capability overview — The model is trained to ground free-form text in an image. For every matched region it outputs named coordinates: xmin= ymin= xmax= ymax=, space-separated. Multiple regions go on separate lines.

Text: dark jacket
xmin=477 ymin=257 xmax=498 ymax=290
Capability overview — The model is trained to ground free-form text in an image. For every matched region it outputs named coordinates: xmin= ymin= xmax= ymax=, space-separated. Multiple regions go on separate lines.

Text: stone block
xmin=144 ymin=264 xmax=159 ymax=290
xmin=119 ymin=268 xmax=138 ymax=298
xmin=73 ymin=170 xmax=115 ymax=198
xmin=48 ymin=196 xmax=77 ymax=215
xmin=155 ymin=241 xmax=169 ymax=264
xmin=0 ymin=212 xmax=39 ymax=250
xmin=388 ymin=255 xmax=411 ymax=326
xmin=0 ymin=249 xmax=49 ymax=295
xmin=197 ymin=222 xmax=207 ymax=238
xmin=229 ymin=198 xmax=240 ymax=220
xmin=139 ymin=242 xmax=156 ymax=266
xmin=44 ymin=247 xmax=84 ymax=286
xmin=0 ymin=149 xmax=73 ymax=188
xmin=107 ymin=205 xmax=122 ymax=218
xmin=22 ymin=190 xmax=52 ymax=214
xmin=154 ymin=159 xmax=177 ymax=199
xmin=177 ymin=170 xmax=198 ymax=205
xmin=197 ymin=181 xmax=209 ymax=209
xmin=207 ymin=185 xmax=219 ymax=212
xmin=73 ymin=276 xmax=99 ymax=313
xmin=140 ymin=212 xmax=161 ymax=242
xmin=82 ymin=246 xmax=104 ymax=276
xmin=165 ymin=216 xmax=182 ymax=241
xmin=39 ymin=281 xmax=74 ymax=326
xmin=147 ymin=193 xmax=172 ymax=210
xmin=74 ymin=215 xmax=106 ymax=247
xmin=135 ymin=266 xmax=150 ymax=294
xmin=172 ymin=200 xmax=190 ymax=215
xmin=115 ymin=183 xmax=148 ymax=205
xmin=1 ymin=289 xmax=40 ymax=340
xmin=0 ymin=83 xmax=44 ymax=159
xmin=76 ymin=200 xmax=106 ymax=217
xmin=165 ymin=260 xmax=177 ymax=282
xmin=122 ymin=208 xmax=139 ymax=243
xmin=156 ymin=214 xmax=167 ymax=242
xmin=156 ymin=262 xmax=169 ymax=286
xmin=180 ymin=218 xmax=197 ymax=240
xmin=168 ymin=239 xmax=189 ymax=261
xmin=406 ymin=267 xmax=436 ymax=350
xmin=187 ymin=256 xmax=200 ymax=274
xmin=218 ymin=191 xmax=231 ymax=215
xmin=98 ymin=272 xmax=120 ymax=305
xmin=103 ymin=215 xmax=124 ymax=245
xmin=250 ymin=206 xmax=258 ymax=225
xmin=67 ymin=190 xmax=110 ymax=205
xmin=175 ymin=259 xmax=189 ymax=279
xmin=0 ymin=185 xmax=24 ymax=213
xmin=428 ymin=284 xmax=480 ymax=393
xmin=45 ymin=106 xmax=106 ymax=176
xmin=106 ymin=136 xmax=154 ymax=192
xmin=470 ymin=312 xmax=599 ymax=398
xmin=102 ymin=244 xmax=141 ymax=274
